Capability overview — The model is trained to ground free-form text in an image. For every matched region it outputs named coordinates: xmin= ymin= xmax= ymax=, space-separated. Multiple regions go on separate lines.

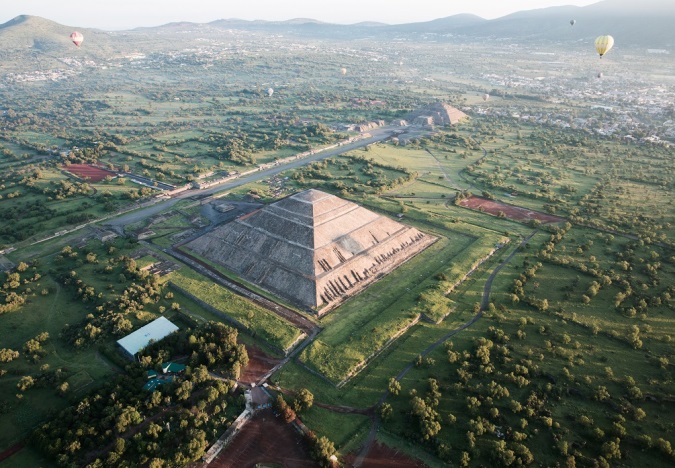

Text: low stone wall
xmin=335 ymin=314 xmax=421 ymax=388
xmin=201 ymin=409 xmax=251 ymax=465
xmin=444 ymin=240 xmax=510 ymax=296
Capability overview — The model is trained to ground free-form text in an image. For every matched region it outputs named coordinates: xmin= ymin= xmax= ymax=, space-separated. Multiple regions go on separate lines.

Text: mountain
xmin=451 ymin=0 xmax=675 ymax=48
xmin=0 ymin=14 xmax=123 ymax=58
xmin=1 ymin=0 xmax=673 ymax=55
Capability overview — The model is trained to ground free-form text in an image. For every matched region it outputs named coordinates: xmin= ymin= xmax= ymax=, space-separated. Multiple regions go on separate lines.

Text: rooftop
xmin=116 ymin=316 xmax=179 ymax=357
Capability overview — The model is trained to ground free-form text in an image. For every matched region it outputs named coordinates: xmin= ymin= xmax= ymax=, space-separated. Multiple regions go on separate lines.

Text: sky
xmin=3 ymin=0 xmax=603 ymax=30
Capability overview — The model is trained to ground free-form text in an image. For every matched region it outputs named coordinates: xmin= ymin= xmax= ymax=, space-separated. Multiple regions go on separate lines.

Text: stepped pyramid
xmin=406 ymin=101 xmax=468 ymax=126
xmin=185 ymin=189 xmax=436 ymax=313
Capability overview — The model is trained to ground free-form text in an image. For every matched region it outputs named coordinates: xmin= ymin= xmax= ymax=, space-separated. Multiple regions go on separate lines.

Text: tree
xmin=0 ymin=348 xmax=19 ymax=362
xmin=293 ymin=388 xmax=314 ymax=413
xmin=411 ymin=396 xmax=441 ymax=440
xmin=388 ymin=377 xmax=401 ymax=396
xmin=308 ymin=435 xmax=337 ymax=467
xmin=274 ymin=395 xmax=296 ymax=423
xmin=57 ymin=381 xmax=70 ymax=396
xmin=175 ymin=380 xmax=194 ymax=401
xmin=378 ymin=402 xmax=393 ymax=421
xmin=601 ymin=438 xmax=621 ymax=460
xmin=17 ymin=375 xmax=35 ymax=391
xmin=115 ymin=406 xmax=142 ymax=433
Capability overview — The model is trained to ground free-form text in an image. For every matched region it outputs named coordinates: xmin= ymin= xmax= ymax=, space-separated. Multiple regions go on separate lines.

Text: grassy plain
xmin=297 ymin=406 xmax=371 ymax=454
xmin=0 ymin=277 xmax=114 ymax=451
xmin=168 ymin=268 xmax=302 ymax=352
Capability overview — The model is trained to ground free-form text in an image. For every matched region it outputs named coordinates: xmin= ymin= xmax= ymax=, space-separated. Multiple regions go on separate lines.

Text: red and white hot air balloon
xmin=70 ymin=31 xmax=84 ymax=47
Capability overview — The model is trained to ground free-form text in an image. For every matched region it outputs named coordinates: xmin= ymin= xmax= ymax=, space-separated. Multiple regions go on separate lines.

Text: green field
xmin=0 ymin=277 xmax=115 ymax=451
xmin=297 ymin=406 xmax=371 ymax=454
xmin=168 ymin=268 xmax=303 ymax=352
xmin=373 ymin=219 xmax=675 ymax=466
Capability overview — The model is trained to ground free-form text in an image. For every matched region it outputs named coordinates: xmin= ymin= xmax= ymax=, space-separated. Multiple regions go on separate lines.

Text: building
xmin=185 ymin=189 xmax=436 ymax=314
xmin=116 ymin=316 xmax=179 ymax=360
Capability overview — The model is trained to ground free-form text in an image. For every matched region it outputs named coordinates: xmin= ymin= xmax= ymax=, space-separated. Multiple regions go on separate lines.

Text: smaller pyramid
xmin=185 ymin=189 xmax=436 ymax=312
xmin=406 ymin=102 xmax=468 ymax=126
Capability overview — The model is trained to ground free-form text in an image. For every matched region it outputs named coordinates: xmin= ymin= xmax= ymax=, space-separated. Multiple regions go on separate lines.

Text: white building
xmin=116 ymin=316 xmax=179 ymax=360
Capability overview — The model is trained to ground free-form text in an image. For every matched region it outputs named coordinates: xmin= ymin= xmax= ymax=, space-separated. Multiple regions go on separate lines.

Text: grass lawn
xmin=168 ymin=268 xmax=303 ymax=352
xmin=297 ymin=406 xmax=371 ymax=454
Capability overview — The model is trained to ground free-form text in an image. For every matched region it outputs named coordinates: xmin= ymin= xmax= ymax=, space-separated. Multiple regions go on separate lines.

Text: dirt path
xmin=424 ymin=148 xmax=463 ymax=190
xmin=314 ymin=402 xmax=373 ymax=415
xmin=353 ymin=231 xmax=536 ymax=467
xmin=0 ymin=442 xmax=25 ymax=463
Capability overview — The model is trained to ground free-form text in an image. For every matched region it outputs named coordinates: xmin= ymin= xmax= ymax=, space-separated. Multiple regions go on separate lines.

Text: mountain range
xmin=1 ymin=0 xmax=673 ymax=57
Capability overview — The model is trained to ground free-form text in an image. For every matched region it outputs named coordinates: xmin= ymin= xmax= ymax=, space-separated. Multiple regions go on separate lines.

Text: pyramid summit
xmin=185 ymin=189 xmax=436 ymax=313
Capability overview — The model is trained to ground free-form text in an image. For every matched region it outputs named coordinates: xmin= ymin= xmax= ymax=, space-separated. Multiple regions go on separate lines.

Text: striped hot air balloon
xmin=595 ymin=35 xmax=614 ymax=58
xmin=70 ymin=31 xmax=84 ymax=47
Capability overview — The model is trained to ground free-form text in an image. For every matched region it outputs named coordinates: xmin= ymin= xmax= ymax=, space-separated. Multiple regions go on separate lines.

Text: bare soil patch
xmin=0 ymin=442 xmax=24 ymax=463
xmin=239 ymin=345 xmax=281 ymax=385
xmin=459 ymin=196 xmax=565 ymax=224
xmin=63 ymin=164 xmax=117 ymax=182
xmin=345 ymin=442 xmax=427 ymax=467
xmin=209 ymin=409 xmax=314 ymax=468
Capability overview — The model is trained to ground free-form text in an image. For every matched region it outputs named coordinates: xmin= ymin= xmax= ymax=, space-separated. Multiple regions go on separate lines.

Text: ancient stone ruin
xmin=185 ymin=189 xmax=437 ymax=314
xmin=405 ymin=101 xmax=468 ymax=127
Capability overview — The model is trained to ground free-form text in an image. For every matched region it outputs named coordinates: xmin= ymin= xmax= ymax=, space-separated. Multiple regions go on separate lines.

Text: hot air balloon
xmin=595 ymin=35 xmax=614 ymax=58
xmin=267 ymin=87 xmax=274 ymax=97
xmin=482 ymin=93 xmax=490 ymax=102
xmin=340 ymin=67 xmax=347 ymax=76
xmin=70 ymin=31 xmax=84 ymax=47
xmin=570 ymin=19 xmax=576 ymax=26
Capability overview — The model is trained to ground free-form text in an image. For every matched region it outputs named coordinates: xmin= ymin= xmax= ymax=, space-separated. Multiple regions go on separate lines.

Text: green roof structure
xmin=162 ymin=362 xmax=186 ymax=374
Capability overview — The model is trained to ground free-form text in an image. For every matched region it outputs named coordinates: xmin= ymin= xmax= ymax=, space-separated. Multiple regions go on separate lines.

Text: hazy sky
xmin=3 ymin=1 xmax=602 ymax=30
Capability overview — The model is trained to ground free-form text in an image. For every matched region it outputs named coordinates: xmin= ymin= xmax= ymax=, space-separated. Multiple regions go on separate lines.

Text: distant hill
xmin=1 ymin=0 xmax=673 ymax=57
xmin=385 ymin=14 xmax=487 ymax=34
xmin=0 ymin=14 xmax=123 ymax=59
xmin=451 ymin=0 xmax=675 ymax=48
xmin=203 ymin=1 xmax=675 ymax=48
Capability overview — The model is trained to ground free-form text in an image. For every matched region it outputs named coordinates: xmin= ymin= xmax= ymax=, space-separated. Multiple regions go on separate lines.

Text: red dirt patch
xmin=0 ymin=442 xmax=24 ymax=463
xmin=209 ymin=408 xmax=314 ymax=468
xmin=459 ymin=196 xmax=565 ymax=224
xmin=345 ymin=442 xmax=427 ymax=467
xmin=63 ymin=164 xmax=117 ymax=182
xmin=239 ymin=345 xmax=281 ymax=385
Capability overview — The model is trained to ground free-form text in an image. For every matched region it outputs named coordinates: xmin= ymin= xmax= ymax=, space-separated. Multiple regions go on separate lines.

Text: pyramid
xmin=406 ymin=102 xmax=468 ymax=126
xmin=185 ymin=189 xmax=437 ymax=313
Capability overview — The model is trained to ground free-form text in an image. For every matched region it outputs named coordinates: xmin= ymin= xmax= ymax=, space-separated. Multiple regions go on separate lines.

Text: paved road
xmin=104 ymin=127 xmax=398 ymax=229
